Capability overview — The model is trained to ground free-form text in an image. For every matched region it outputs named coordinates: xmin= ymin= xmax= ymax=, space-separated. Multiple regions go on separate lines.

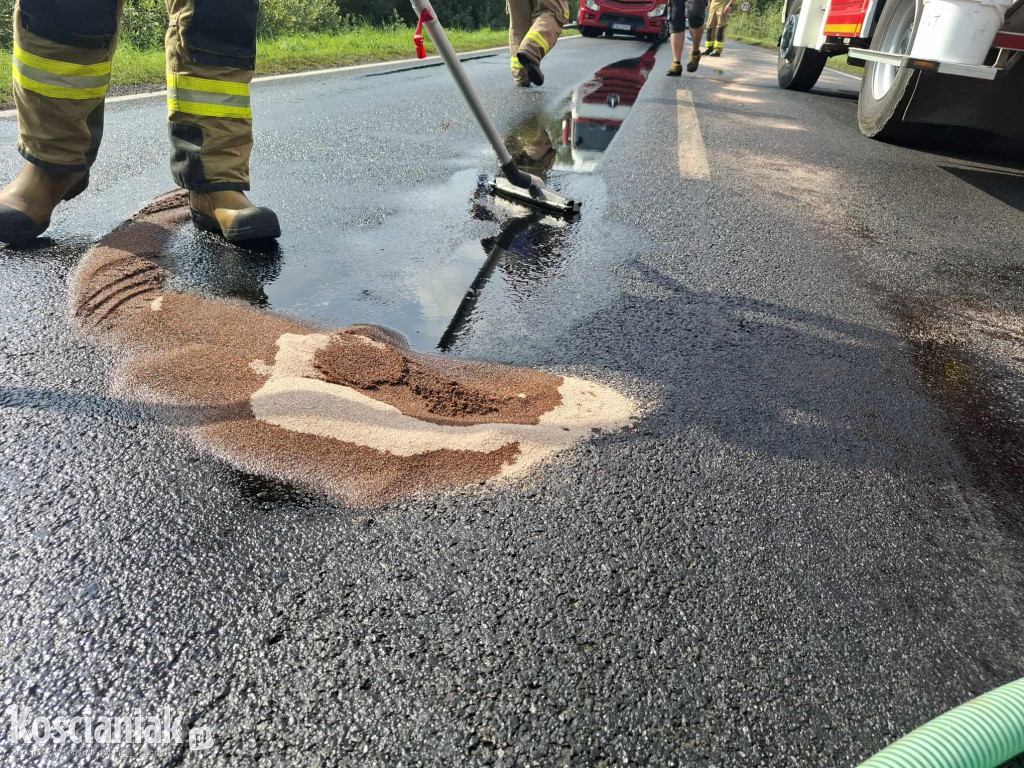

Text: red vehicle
xmin=578 ymin=0 xmax=671 ymax=42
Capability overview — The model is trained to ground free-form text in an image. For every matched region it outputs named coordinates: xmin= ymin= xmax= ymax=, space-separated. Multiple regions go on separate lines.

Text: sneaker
xmin=666 ymin=60 xmax=683 ymax=76
xmin=686 ymin=51 xmax=701 ymax=72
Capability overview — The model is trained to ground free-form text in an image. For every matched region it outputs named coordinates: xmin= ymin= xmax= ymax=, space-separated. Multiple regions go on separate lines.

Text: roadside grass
xmin=728 ymin=11 xmax=864 ymax=77
xmin=0 ymin=25 xmax=568 ymax=108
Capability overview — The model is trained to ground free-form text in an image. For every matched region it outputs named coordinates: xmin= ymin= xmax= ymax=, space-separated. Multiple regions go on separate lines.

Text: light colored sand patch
xmin=249 ymin=333 xmax=636 ymax=475
xmin=150 ymin=296 xmax=164 ymax=312
xmin=249 ymin=360 xmax=274 ymax=377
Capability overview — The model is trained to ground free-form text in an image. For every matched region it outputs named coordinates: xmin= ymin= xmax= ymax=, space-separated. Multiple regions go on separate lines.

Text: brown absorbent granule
xmin=312 ymin=330 xmax=564 ymax=427
xmin=313 ymin=330 xmax=409 ymax=388
xmin=70 ymin=190 xmax=637 ymax=506
xmin=135 ymin=189 xmax=190 ymax=217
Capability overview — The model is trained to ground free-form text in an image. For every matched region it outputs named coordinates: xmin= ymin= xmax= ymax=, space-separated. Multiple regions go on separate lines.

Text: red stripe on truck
xmin=995 ymin=30 xmax=1024 ymax=49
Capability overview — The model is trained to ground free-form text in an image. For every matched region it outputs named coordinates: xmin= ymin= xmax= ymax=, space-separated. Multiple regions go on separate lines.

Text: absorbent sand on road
xmin=69 ymin=191 xmax=637 ymax=505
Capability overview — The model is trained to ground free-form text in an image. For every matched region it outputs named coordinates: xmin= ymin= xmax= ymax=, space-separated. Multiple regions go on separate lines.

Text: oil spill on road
xmin=71 ymin=191 xmax=638 ymax=505
xmin=433 ymin=47 xmax=658 ymax=348
xmin=140 ymin=49 xmax=658 ymax=357
xmin=893 ymin=296 xmax=1024 ymax=539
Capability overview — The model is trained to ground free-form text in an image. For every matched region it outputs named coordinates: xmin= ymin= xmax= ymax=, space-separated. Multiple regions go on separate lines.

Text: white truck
xmin=776 ymin=0 xmax=1024 ymax=139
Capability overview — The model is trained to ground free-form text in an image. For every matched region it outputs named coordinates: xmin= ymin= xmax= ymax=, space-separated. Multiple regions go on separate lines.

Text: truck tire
xmin=778 ymin=0 xmax=828 ymax=91
xmin=857 ymin=0 xmax=921 ymax=140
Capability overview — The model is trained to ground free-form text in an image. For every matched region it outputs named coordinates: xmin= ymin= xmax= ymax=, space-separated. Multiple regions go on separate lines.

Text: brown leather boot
xmin=0 ymin=164 xmax=89 ymax=245
xmin=188 ymin=190 xmax=281 ymax=243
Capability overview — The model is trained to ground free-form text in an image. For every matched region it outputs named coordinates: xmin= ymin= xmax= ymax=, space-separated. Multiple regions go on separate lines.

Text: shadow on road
xmin=942 ymin=165 xmax=1024 ymax=215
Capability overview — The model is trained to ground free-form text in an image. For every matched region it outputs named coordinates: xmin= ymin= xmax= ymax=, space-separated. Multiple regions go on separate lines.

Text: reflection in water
xmin=438 ymin=182 xmax=572 ymax=350
xmin=506 ymin=47 xmax=656 ymax=175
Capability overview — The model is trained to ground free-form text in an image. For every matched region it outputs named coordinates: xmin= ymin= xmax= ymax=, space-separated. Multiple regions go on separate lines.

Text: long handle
xmin=409 ymin=0 xmax=513 ymax=167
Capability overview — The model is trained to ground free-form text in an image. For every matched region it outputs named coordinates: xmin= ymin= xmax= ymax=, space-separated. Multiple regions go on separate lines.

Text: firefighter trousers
xmin=12 ymin=0 xmax=258 ymax=192
xmin=508 ymin=0 xmax=569 ymax=85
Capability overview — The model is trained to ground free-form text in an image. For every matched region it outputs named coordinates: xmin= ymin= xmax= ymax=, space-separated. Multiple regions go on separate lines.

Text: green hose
xmin=860 ymin=678 xmax=1024 ymax=768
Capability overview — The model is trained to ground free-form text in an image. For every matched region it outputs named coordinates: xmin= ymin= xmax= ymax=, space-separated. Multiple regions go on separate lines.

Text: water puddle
xmin=159 ymin=47 xmax=659 ymax=353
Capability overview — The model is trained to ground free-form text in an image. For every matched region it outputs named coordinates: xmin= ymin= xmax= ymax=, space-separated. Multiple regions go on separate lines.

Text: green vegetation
xmin=0 ymin=0 xmax=532 ymax=50
xmin=728 ymin=0 xmax=864 ymax=77
xmin=0 ymin=22 xmax=530 ymax=108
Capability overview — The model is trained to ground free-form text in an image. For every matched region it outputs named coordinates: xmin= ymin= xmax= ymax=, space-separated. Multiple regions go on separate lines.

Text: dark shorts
xmin=670 ymin=0 xmax=707 ymax=32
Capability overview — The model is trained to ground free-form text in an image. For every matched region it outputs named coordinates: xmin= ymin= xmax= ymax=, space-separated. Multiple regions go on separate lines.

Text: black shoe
xmin=686 ymin=51 xmax=701 ymax=72
xmin=708 ymin=48 xmax=722 ymax=57
xmin=702 ymin=45 xmax=715 ymax=56
xmin=516 ymin=51 xmax=545 ymax=86
xmin=666 ymin=60 xmax=683 ymax=76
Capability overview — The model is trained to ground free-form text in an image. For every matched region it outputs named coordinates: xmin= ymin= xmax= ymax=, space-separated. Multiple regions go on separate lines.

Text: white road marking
xmin=0 ymin=37 xmax=586 ymax=120
xmin=677 ymin=89 xmax=711 ymax=180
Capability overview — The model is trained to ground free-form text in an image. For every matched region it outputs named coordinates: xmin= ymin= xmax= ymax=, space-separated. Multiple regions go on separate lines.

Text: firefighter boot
xmin=516 ymin=50 xmax=545 ymax=86
xmin=710 ymin=27 xmax=725 ymax=55
xmin=512 ymin=57 xmax=532 ymax=86
xmin=703 ymin=32 xmax=716 ymax=56
xmin=189 ymin=190 xmax=281 ymax=243
xmin=0 ymin=164 xmax=89 ymax=245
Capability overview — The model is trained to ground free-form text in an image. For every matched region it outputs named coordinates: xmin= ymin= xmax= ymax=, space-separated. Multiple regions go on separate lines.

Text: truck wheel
xmin=858 ymin=0 xmax=921 ymax=140
xmin=581 ymin=26 xmax=601 ymax=37
xmin=778 ymin=0 xmax=828 ymax=91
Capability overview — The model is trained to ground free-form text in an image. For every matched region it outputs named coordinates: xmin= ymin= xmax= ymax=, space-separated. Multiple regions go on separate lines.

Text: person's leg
xmin=686 ymin=0 xmax=707 ymax=71
xmin=165 ymin=0 xmax=279 ymax=241
xmin=515 ymin=0 xmax=569 ymax=86
xmin=508 ymin=0 xmax=533 ymax=86
xmin=667 ymin=0 xmax=688 ymax=75
xmin=704 ymin=25 xmax=720 ymax=54
xmin=0 ymin=0 xmax=122 ymax=243
xmin=703 ymin=1 xmax=720 ymax=54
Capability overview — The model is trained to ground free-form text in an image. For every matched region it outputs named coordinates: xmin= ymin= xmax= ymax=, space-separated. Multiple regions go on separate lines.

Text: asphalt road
xmin=2 ymin=35 xmax=1024 ymax=767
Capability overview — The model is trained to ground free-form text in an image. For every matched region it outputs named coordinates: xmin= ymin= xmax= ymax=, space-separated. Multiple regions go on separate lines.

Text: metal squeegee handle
xmin=408 ymin=0 xmax=537 ymax=191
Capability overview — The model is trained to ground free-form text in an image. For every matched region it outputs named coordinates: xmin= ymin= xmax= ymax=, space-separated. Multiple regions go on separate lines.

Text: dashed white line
xmin=676 ymin=89 xmax=711 ymax=180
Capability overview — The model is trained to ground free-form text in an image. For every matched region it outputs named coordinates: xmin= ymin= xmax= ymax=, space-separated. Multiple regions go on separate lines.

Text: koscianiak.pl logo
xmin=4 ymin=705 xmax=214 ymax=751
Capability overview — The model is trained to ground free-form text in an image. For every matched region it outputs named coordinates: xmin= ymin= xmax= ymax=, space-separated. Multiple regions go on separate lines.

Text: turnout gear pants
xmin=12 ymin=0 xmax=258 ymax=191
xmin=706 ymin=0 xmax=730 ymax=40
xmin=508 ymin=0 xmax=569 ymax=84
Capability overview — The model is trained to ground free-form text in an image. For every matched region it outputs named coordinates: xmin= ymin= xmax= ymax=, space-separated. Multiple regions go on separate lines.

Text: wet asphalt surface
xmin=2 ymin=36 xmax=1024 ymax=767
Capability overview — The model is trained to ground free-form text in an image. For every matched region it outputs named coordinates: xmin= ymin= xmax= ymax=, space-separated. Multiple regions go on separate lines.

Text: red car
xmin=578 ymin=0 xmax=671 ymax=42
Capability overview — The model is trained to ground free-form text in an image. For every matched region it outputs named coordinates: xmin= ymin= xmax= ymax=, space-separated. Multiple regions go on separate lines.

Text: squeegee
xmin=410 ymin=0 xmax=581 ymax=217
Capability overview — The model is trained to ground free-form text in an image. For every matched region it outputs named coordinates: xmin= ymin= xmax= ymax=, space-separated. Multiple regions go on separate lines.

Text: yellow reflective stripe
xmin=167 ymin=74 xmax=250 ymax=97
xmin=13 ymin=69 xmax=108 ymax=100
xmin=14 ymin=44 xmax=111 ymax=77
xmin=526 ymin=30 xmax=550 ymax=54
xmin=511 ymin=56 xmax=525 ymax=69
xmin=167 ymin=99 xmax=253 ymax=119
